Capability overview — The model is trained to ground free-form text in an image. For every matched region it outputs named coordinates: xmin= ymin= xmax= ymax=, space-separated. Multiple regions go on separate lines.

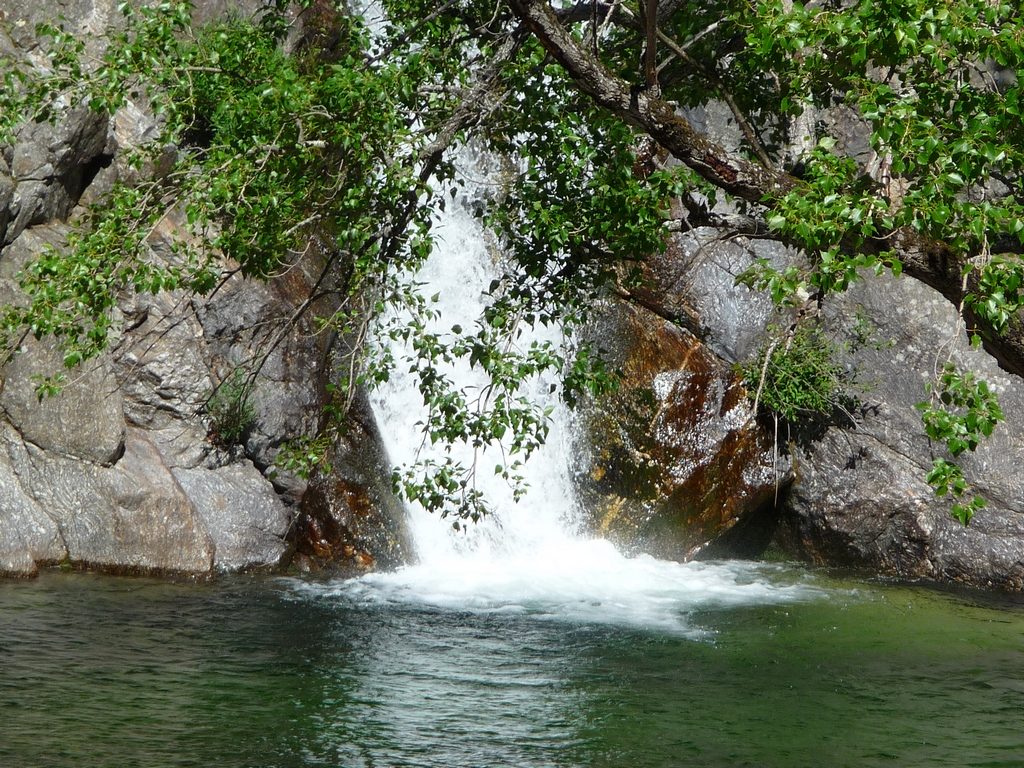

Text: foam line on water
xmin=287 ymin=550 xmax=823 ymax=636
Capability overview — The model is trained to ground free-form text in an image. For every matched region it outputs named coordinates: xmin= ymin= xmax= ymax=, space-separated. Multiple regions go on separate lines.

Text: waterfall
xmin=322 ymin=151 xmax=823 ymax=635
xmin=369 ymin=155 xmax=581 ymax=567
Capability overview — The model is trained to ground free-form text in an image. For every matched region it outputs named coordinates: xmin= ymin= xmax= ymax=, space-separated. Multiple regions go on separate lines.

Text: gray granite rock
xmin=174 ymin=462 xmax=290 ymax=571
xmin=0 ymin=427 xmax=65 ymax=576
xmin=632 ymin=219 xmax=1024 ymax=588
xmin=9 ymin=428 xmax=214 ymax=573
xmin=777 ymin=271 xmax=1024 ymax=589
xmin=4 ymin=105 xmax=110 ymax=240
xmin=653 ymin=227 xmax=798 ymax=363
xmin=11 ymin=132 xmax=54 ymax=180
xmin=0 ymin=220 xmax=69 ymax=278
xmin=116 ymin=290 xmax=213 ymax=431
xmin=192 ymin=268 xmax=323 ymax=491
xmin=0 ymin=339 xmax=126 ymax=466
xmin=0 ymin=543 xmax=36 ymax=577
xmin=0 ymin=172 xmax=14 ymax=245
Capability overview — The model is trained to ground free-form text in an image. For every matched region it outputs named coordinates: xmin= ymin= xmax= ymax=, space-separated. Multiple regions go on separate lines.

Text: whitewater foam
xmin=291 ymin=545 xmax=820 ymax=636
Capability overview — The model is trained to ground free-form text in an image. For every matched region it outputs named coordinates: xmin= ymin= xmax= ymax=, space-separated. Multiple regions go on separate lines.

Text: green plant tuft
xmin=741 ymin=324 xmax=846 ymax=423
xmin=206 ymin=369 xmax=256 ymax=448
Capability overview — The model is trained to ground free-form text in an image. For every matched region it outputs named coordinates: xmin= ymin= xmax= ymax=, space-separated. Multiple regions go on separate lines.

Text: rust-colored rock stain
xmin=580 ymin=302 xmax=782 ymax=560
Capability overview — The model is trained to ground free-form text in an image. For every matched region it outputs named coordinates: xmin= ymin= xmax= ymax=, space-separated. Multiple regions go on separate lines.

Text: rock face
xmin=576 ymin=300 xmax=784 ymax=560
xmin=573 ymin=227 xmax=799 ymax=561
xmin=1 ymin=338 xmax=126 ymax=465
xmin=593 ymin=218 xmax=1024 ymax=590
xmin=291 ymin=390 xmax=412 ymax=574
xmin=2 ymin=105 xmax=112 ymax=247
xmin=173 ymin=463 xmax=288 ymax=572
xmin=0 ymin=0 xmax=410 ymax=577
xmin=646 ymin=119 xmax=1024 ymax=589
xmin=777 ymin=272 xmax=1024 ymax=590
xmin=633 ymin=226 xmax=798 ymax=364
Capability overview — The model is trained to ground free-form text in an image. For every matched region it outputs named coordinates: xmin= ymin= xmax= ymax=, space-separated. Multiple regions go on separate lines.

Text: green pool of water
xmin=1 ymin=567 xmax=1022 ymax=767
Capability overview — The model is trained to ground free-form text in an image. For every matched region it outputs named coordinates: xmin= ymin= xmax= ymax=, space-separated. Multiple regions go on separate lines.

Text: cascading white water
xmin=368 ymin=180 xmax=582 ymax=565
xmin=335 ymin=151 xmax=824 ymax=635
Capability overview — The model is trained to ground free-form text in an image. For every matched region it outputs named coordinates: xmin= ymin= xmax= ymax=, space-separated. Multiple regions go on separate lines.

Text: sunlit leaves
xmin=916 ymin=363 xmax=1004 ymax=523
xmin=741 ymin=0 xmax=1024 ymax=315
xmin=968 ymin=257 xmax=1024 ymax=333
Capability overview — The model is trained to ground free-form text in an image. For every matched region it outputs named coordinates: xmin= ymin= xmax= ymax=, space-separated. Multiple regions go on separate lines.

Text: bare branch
xmin=641 ymin=0 xmax=658 ymax=91
xmin=618 ymin=6 xmax=772 ymax=168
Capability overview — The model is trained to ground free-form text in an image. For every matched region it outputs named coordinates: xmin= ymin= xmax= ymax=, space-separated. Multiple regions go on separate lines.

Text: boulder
xmin=8 ymin=428 xmax=214 ymax=574
xmin=576 ymin=301 xmax=784 ymax=560
xmin=174 ymin=462 xmax=289 ymax=571
xmin=777 ymin=271 xmax=1024 ymax=589
xmin=640 ymin=224 xmax=1024 ymax=588
xmin=4 ymin=105 xmax=111 ymax=243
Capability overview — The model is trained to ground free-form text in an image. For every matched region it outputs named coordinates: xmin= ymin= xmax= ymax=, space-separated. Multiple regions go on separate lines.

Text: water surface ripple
xmin=2 ymin=570 xmax=1024 ymax=767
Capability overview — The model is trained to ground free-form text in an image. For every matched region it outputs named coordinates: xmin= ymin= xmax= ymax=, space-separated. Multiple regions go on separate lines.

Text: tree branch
xmin=641 ymin=0 xmax=658 ymax=91
xmin=510 ymin=0 xmax=792 ymax=202
xmin=648 ymin=20 xmax=773 ymax=168
xmin=507 ymin=0 xmax=1024 ymax=377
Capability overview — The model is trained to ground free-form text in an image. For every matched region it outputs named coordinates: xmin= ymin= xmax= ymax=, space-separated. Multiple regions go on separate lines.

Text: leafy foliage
xmin=916 ymin=364 xmax=1004 ymax=523
xmin=969 ymin=257 xmax=1024 ymax=333
xmin=739 ymin=1 xmax=1024 ymax=305
xmin=741 ymin=324 xmax=846 ymax=424
xmin=725 ymin=0 xmax=1022 ymax=522
xmin=1 ymin=2 xmax=434 ymax=369
xmin=0 ymin=1 xmax=653 ymax=522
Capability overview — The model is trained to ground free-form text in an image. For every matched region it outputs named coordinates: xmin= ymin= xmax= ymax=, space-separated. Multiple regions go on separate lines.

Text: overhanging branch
xmin=508 ymin=0 xmax=792 ymax=203
xmin=508 ymin=0 xmax=1024 ymax=377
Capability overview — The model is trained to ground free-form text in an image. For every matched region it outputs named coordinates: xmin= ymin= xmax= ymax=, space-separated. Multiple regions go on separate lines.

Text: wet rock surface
xmin=576 ymin=301 xmax=784 ymax=560
xmin=632 ymin=226 xmax=796 ymax=364
xmin=291 ymin=390 xmax=412 ymax=575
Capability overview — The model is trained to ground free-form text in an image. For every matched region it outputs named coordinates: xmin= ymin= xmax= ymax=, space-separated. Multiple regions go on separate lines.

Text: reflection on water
xmin=2 ymin=570 xmax=1024 ymax=768
xmin=0 ymin=575 xmax=324 ymax=767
